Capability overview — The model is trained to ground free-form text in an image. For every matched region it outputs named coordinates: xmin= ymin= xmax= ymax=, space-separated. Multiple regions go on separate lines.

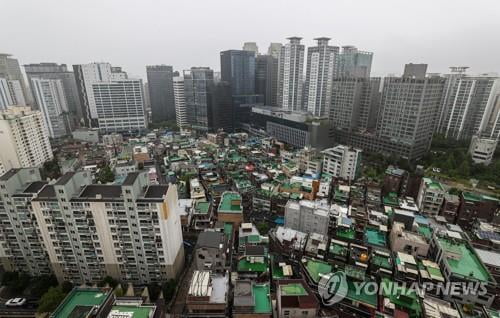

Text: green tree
xmin=162 ymin=279 xmax=177 ymax=303
xmin=96 ymin=165 xmax=115 ymax=183
xmin=61 ymin=281 xmax=74 ymax=294
xmin=256 ymin=222 xmax=270 ymax=235
xmin=37 ymin=287 xmax=66 ymax=314
xmin=99 ymin=276 xmax=118 ymax=288
xmin=41 ymin=157 xmax=62 ymax=180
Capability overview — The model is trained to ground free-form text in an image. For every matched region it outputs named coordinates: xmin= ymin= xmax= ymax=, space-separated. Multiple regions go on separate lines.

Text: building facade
xmin=376 ymin=75 xmax=445 ymax=159
xmin=146 ymin=65 xmax=175 ymax=123
xmin=0 ymin=170 xmax=185 ymax=284
xmin=285 ymin=200 xmax=330 ymax=236
xmin=0 ymin=107 xmax=53 ymax=174
xmin=173 ymin=76 xmax=188 ymax=129
xmin=24 ymin=63 xmax=82 ymax=128
xmin=30 ymin=78 xmax=70 ymax=138
xmin=321 ymin=145 xmax=362 ymax=181
xmin=73 ymin=63 xmax=146 ymax=132
xmin=337 ymin=46 xmax=373 ymax=78
xmin=330 ymin=77 xmax=380 ymax=132
xmin=0 ymin=53 xmax=30 ymax=105
xmin=303 ymin=37 xmax=338 ymax=117
xmin=92 ymin=79 xmax=147 ymax=133
xmin=255 ymin=54 xmax=279 ymax=106
xmin=469 ymin=135 xmax=498 ymax=165
xmin=183 ymin=67 xmax=214 ymax=131
xmin=0 ymin=168 xmax=52 ymax=276
xmin=437 ymin=71 xmax=500 ymax=140
xmin=278 ymin=37 xmax=305 ymax=111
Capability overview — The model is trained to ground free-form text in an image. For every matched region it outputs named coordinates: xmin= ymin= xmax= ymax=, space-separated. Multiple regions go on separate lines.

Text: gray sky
xmin=2 ymin=0 xmax=499 ymax=80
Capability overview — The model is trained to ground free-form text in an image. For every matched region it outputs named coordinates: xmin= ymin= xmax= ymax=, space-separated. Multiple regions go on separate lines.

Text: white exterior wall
xmin=31 ymin=78 xmax=69 ymax=138
xmin=0 ymin=107 xmax=53 ymax=171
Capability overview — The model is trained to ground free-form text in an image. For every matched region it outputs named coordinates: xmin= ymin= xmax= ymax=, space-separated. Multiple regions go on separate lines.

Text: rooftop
xmin=253 ymin=284 xmax=272 ymax=313
xmin=437 ymin=237 xmax=492 ymax=282
xmin=365 ymin=228 xmax=387 ymax=247
xmin=423 ymin=177 xmax=444 ymax=191
xmin=51 ymin=288 xmax=110 ymax=318
xmin=197 ymin=231 xmax=225 ymax=249
xmin=108 ymin=305 xmax=155 ymax=318
xmin=303 ymin=258 xmax=332 ymax=283
xmin=218 ymin=191 xmax=243 ymax=213
xmin=194 ymin=201 xmax=210 ymax=214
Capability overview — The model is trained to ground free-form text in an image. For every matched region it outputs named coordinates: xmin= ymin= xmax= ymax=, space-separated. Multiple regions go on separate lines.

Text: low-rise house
xmin=186 ymin=270 xmax=229 ymax=317
xmin=390 ymin=222 xmax=429 ymax=258
xmin=195 ymin=231 xmax=227 ymax=272
xmin=276 ymin=279 xmax=319 ymax=318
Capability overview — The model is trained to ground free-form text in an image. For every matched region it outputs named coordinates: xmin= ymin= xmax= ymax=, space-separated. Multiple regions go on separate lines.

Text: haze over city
xmin=2 ymin=0 xmax=500 ymax=78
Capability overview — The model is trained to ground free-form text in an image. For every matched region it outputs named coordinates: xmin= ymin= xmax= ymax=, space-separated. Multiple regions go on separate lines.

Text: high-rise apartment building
xmin=30 ymin=78 xmax=70 ymax=138
xmin=0 ymin=169 xmax=185 ymax=284
xmin=322 ymin=145 xmax=362 ymax=181
xmin=173 ymin=76 xmax=188 ymax=129
xmin=277 ymin=37 xmax=305 ymax=111
xmin=73 ymin=63 xmax=146 ymax=133
xmin=24 ymin=63 xmax=82 ymax=128
xmin=329 ymin=77 xmax=380 ymax=132
xmin=337 ymin=46 xmax=373 ymax=78
xmin=0 ymin=168 xmax=52 ymax=276
xmin=376 ymin=75 xmax=445 ymax=159
xmin=303 ymin=37 xmax=339 ymax=116
xmin=146 ymin=65 xmax=175 ymax=123
xmin=0 ymin=78 xmax=14 ymax=109
xmin=242 ymin=42 xmax=259 ymax=55
xmin=0 ymin=53 xmax=30 ymax=105
xmin=267 ymin=43 xmax=282 ymax=59
xmin=183 ymin=67 xmax=214 ymax=131
xmin=437 ymin=68 xmax=500 ymax=140
xmin=255 ymin=54 xmax=278 ymax=106
xmin=0 ymin=107 xmax=53 ymax=174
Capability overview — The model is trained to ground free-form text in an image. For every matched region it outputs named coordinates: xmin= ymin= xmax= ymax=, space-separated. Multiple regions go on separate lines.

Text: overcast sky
xmin=2 ymin=0 xmax=499 ymax=80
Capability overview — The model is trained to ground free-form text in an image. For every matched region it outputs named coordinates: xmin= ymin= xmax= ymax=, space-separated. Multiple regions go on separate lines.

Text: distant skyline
xmin=2 ymin=0 xmax=499 ymax=80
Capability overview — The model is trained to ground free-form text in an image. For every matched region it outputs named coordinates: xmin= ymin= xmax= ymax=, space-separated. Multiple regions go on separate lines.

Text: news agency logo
xmin=318 ymin=271 xmax=348 ymax=305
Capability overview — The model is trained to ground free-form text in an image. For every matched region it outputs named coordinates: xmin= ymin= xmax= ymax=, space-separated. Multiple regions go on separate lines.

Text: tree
xmin=162 ymin=279 xmax=177 ymax=303
xmin=37 ymin=287 xmax=66 ymax=314
xmin=1 ymin=271 xmax=31 ymax=294
xmin=256 ymin=222 xmax=270 ymax=235
xmin=41 ymin=157 xmax=62 ymax=180
xmin=61 ymin=281 xmax=74 ymax=294
xmin=99 ymin=276 xmax=118 ymax=288
xmin=96 ymin=165 xmax=115 ymax=184
xmin=30 ymin=275 xmax=58 ymax=298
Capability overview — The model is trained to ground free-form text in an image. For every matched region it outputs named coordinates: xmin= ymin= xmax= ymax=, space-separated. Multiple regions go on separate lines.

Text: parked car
xmin=5 ymin=298 xmax=27 ymax=307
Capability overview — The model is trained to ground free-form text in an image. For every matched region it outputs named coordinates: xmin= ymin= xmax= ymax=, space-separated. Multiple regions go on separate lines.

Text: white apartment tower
xmin=437 ymin=68 xmax=500 ymax=140
xmin=0 ymin=107 xmax=53 ymax=174
xmin=278 ymin=37 xmax=305 ymax=111
xmin=0 ymin=168 xmax=52 ymax=276
xmin=30 ymin=78 xmax=70 ymax=138
xmin=0 ymin=169 xmax=185 ymax=284
xmin=73 ymin=63 xmax=146 ymax=132
xmin=303 ymin=37 xmax=339 ymax=117
xmin=0 ymin=78 xmax=14 ymax=109
xmin=322 ymin=145 xmax=362 ymax=181
xmin=173 ymin=76 xmax=188 ymax=129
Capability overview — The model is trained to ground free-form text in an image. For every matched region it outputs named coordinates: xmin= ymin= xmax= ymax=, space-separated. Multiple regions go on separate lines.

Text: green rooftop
xmin=380 ymin=279 xmax=421 ymax=318
xmin=238 ymin=259 xmax=268 ymax=273
xmin=383 ymin=192 xmax=399 ymax=207
xmin=417 ymin=225 xmax=432 ymax=239
xmin=437 ymin=237 xmax=492 ymax=282
xmin=51 ymin=288 xmax=109 ymax=318
xmin=253 ymin=284 xmax=272 ymax=313
xmin=195 ymin=201 xmax=210 ymax=214
xmin=218 ymin=192 xmax=243 ymax=213
xmin=365 ymin=228 xmax=387 ymax=247
xmin=371 ymin=254 xmax=392 ymax=270
xmin=224 ymin=223 xmax=233 ymax=241
xmin=281 ymin=283 xmax=307 ymax=296
xmin=337 ymin=228 xmax=356 ymax=240
xmin=463 ymin=191 xmax=500 ymax=203
xmin=109 ymin=305 xmax=155 ymax=318
xmin=304 ymin=259 xmax=332 ymax=283
xmin=329 ymin=242 xmax=348 ymax=257
xmin=346 ymin=279 xmax=378 ymax=308
xmin=423 ymin=177 xmax=444 ymax=191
